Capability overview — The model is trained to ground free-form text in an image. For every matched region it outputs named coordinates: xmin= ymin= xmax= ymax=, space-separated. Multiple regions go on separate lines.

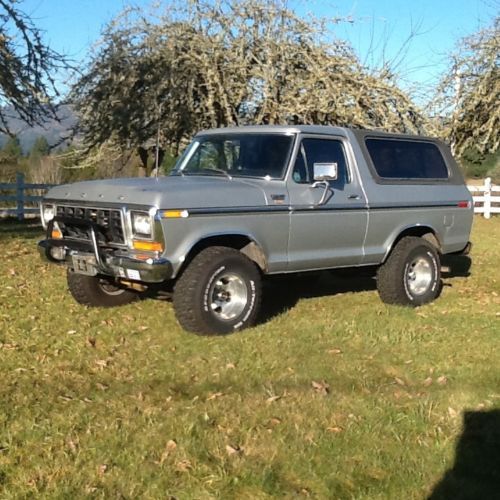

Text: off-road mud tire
xmin=67 ymin=270 xmax=138 ymax=307
xmin=173 ymin=246 xmax=262 ymax=335
xmin=377 ymin=236 xmax=441 ymax=307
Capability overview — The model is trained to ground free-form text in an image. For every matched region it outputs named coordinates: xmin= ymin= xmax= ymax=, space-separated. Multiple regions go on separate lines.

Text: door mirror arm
xmin=311 ymin=180 xmax=330 ymax=206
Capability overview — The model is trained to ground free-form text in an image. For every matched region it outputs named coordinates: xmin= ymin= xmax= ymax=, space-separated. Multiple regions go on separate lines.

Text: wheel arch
xmin=383 ymin=225 xmax=441 ymax=263
xmin=174 ymin=232 xmax=268 ymax=278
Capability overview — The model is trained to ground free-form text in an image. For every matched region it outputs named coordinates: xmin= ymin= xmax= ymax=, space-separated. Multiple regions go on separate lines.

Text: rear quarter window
xmin=365 ymin=138 xmax=449 ymax=180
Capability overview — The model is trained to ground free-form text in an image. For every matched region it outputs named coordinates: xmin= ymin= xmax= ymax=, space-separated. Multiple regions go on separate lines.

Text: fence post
xmin=16 ymin=172 xmax=25 ymax=221
xmin=484 ymin=177 xmax=492 ymax=219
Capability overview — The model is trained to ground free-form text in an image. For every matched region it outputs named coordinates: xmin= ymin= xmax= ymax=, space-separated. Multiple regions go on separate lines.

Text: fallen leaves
xmin=327 ymin=348 xmax=342 ymax=355
xmin=422 ymin=375 xmax=448 ymax=387
xmin=311 ymin=380 xmax=330 ymax=396
xmin=225 ymin=444 xmax=243 ymax=456
xmin=326 ymin=426 xmax=343 ymax=433
xmin=266 ymin=395 xmax=281 ymax=404
xmin=67 ymin=438 xmax=78 ymax=454
xmin=95 ymin=359 xmax=109 ymax=369
xmin=0 ymin=342 xmax=19 ymax=350
xmin=175 ymin=459 xmax=192 ymax=472
xmin=206 ymin=392 xmax=224 ymax=401
xmin=158 ymin=439 xmax=178 ymax=464
xmin=166 ymin=439 xmax=177 ymax=452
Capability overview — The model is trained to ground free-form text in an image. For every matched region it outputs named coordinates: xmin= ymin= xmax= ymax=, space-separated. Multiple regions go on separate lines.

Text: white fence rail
xmin=468 ymin=177 xmax=500 ymax=219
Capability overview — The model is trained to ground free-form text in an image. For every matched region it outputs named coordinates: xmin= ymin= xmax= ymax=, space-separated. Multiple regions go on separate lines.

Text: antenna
xmin=155 ymin=102 xmax=163 ymax=178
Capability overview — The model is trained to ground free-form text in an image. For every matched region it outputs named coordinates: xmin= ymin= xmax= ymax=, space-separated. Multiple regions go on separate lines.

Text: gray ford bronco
xmin=39 ymin=126 xmax=473 ymax=334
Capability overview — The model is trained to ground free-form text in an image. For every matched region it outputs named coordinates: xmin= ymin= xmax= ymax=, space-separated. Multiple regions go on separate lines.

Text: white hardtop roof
xmin=195 ymin=124 xmax=435 ymax=142
xmin=196 ymin=124 xmax=351 ymax=136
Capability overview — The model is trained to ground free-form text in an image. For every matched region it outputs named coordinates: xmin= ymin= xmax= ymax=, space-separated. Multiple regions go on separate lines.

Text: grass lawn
xmin=0 ymin=216 xmax=499 ymax=499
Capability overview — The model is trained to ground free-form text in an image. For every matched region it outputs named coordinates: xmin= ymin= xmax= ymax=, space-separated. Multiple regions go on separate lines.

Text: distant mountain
xmin=0 ymin=104 xmax=78 ymax=154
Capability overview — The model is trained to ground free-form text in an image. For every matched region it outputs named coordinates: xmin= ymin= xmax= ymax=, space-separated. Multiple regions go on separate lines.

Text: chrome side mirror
xmin=313 ymin=162 xmax=338 ymax=182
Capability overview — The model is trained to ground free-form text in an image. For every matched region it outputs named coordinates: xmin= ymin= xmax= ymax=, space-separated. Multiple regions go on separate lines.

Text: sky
xmin=18 ymin=0 xmax=498 ymax=99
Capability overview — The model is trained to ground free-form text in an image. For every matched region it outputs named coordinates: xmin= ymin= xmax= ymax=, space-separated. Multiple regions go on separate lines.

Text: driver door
xmin=286 ymin=135 xmax=368 ymax=270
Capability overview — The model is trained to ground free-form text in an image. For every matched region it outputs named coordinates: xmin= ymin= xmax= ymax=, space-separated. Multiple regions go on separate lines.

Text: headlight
xmin=131 ymin=211 xmax=152 ymax=238
xmin=42 ymin=204 xmax=55 ymax=228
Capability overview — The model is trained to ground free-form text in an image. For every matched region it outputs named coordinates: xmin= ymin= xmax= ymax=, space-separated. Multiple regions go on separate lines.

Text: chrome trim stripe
xmin=166 ymin=202 xmax=463 ymax=217
xmin=368 ymin=202 xmax=460 ymax=209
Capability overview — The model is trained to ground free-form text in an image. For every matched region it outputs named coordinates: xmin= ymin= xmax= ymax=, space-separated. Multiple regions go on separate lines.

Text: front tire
xmin=173 ymin=247 xmax=262 ymax=335
xmin=377 ymin=236 xmax=441 ymax=306
xmin=67 ymin=270 xmax=138 ymax=307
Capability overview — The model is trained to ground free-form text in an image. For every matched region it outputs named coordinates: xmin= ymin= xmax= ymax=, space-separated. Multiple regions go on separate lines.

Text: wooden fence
xmin=0 ymin=172 xmax=499 ymax=221
xmin=467 ymin=177 xmax=500 ymax=219
xmin=0 ymin=172 xmax=53 ymax=221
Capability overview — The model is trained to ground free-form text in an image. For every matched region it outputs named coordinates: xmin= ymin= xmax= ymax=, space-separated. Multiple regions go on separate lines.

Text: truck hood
xmin=45 ymin=175 xmax=270 ymax=209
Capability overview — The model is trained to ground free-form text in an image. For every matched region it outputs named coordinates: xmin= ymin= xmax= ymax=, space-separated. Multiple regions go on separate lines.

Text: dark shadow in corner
xmin=429 ymin=409 xmax=500 ymax=500
xmin=259 ymin=268 xmax=377 ymax=324
xmin=441 ymin=254 xmax=472 ymax=279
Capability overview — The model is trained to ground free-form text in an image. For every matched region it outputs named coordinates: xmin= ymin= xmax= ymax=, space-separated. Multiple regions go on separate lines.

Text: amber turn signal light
xmin=163 ymin=210 xmax=189 ymax=218
xmin=132 ymin=240 xmax=164 ymax=252
xmin=51 ymin=228 xmax=63 ymax=239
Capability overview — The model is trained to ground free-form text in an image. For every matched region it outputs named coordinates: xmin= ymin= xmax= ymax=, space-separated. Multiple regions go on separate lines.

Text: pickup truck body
xmin=39 ymin=125 xmax=473 ymax=334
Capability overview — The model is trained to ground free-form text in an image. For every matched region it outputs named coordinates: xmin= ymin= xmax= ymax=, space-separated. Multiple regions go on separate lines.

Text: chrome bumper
xmin=38 ymin=239 xmax=172 ymax=283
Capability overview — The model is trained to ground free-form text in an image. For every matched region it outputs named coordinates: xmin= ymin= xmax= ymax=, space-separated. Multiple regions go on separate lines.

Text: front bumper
xmin=38 ymin=217 xmax=172 ymax=283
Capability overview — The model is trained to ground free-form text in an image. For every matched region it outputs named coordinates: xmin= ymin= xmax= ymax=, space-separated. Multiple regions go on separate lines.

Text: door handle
xmin=348 ymin=194 xmax=361 ymax=200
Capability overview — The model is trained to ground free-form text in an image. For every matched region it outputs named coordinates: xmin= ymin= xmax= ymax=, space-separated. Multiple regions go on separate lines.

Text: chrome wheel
xmin=406 ymin=257 xmax=433 ymax=296
xmin=209 ymin=273 xmax=248 ymax=320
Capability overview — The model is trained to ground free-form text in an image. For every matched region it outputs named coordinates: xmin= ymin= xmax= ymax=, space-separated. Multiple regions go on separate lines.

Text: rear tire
xmin=173 ymin=247 xmax=262 ymax=335
xmin=377 ymin=236 xmax=441 ymax=306
xmin=67 ymin=270 xmax=138 ymax=307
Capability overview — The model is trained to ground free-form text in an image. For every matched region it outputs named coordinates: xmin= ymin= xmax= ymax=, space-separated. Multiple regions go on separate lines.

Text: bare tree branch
xmin=0 ymin=0 xmax=68 ymax=135
xmin=72 ymin=0 xmax=432 ymax=162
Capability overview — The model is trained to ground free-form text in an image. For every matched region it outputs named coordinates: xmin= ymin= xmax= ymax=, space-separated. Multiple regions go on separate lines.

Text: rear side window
xmin=366 ymin=138 xmax=449 ymax=180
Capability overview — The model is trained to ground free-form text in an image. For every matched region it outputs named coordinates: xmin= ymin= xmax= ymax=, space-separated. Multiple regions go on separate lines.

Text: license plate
xmin=72 ymin=255 xmax=97 ymax=276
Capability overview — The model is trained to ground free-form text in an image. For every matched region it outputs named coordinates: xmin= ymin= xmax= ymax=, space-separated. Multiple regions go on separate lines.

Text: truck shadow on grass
xmin=428 ymin=409 xmax=500 ymax=500
xmin=441 ymin=255 xmax=472 ymax=279
xmin=259 ymin=256 xmax=472 ymax=325
xmin=260 ymin=269 xmax=377 ymax=323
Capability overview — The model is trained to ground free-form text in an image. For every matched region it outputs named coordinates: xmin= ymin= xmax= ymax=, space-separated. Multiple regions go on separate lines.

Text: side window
xmin=365 ymin=138 xmax=449 ymax=179
xmin=292 ymin=138 xmax=349 ymax=188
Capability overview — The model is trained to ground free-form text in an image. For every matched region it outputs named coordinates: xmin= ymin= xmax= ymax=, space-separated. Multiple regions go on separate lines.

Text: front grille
xmin=56 ymin=205 xmax=125 ymax=245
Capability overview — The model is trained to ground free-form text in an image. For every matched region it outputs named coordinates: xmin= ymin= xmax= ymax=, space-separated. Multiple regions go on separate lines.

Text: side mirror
xmin=313 ymin=162 xmax=338 ymax=182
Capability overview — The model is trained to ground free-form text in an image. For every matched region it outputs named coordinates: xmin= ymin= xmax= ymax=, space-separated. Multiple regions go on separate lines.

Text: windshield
xmin=173 ymin=133 xmax=295 ymax=179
